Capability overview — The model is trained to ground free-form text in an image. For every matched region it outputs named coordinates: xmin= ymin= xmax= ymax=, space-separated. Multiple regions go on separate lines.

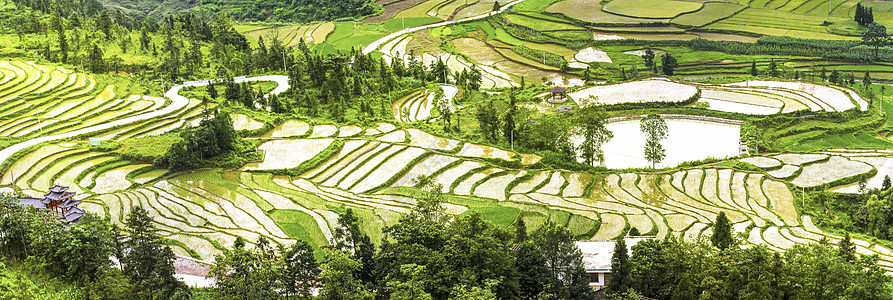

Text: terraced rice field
xmin=0 ymin=61 xmax=164 ymax=139
xmin=602 ymin=0 xmax=704 ymax=19
xmin=569 ymin=79 xmax=699 ymax=106
xmin=569 ymin=78 xmax=866 ymax=114
xmin=9 ymin=117 xmax=893 ymax=269
xmin=243 ymin=23 xmax=335 ymax=46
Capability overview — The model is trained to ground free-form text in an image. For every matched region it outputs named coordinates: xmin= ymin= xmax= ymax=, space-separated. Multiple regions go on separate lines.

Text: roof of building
xmin=16 ymin=197 xmax=47 ymax=209
xmin=60 ymin=207 xmax=85 ymax=223
xmin=49 ymin=185 xmax=68 ymax=193
xmin=575 ymin=237 xmax=654 ymax=271
xmin=58 ymin=199 xmax=82 ymax=209
xmin=45 ymin=191 xmax=74 ymax=201
xmin=549 ymin=87 xmax=566 ymax=93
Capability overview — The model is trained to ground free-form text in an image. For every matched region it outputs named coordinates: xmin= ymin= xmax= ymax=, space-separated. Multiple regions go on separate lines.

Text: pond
xmin=569 ymin=118 xmax=741 ymax=169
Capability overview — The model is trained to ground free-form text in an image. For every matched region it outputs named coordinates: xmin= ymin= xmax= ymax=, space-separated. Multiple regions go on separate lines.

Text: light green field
xmin=671 ymin=2 xmax=746 ymax=27
xmin=602 ymin=0 xmax=704 ymax=19
xmin=503 ymin=13 xmax=585 ymax=31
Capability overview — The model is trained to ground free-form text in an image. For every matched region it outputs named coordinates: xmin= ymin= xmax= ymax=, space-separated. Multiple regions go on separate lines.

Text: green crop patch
xmin=671 ymin=2 xmax=746 ymax=27
xmin=603 ymin=0 xmax=704 ymax=19
xmin=383 ymin=17 xmax=442 ymax=31
xmin=462 ymin=205 xmax=521 ymax=228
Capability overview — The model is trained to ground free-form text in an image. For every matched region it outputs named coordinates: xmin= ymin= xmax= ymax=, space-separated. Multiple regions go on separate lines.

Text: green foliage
xmin=121 ymin=206 xmax=189 ymax=299
xmin=212 ymin=236 xmax=320 ymax=299
xmin=319 ymin=250 xmax=373 ymax=300
xmin=532 ymin=222 xmax=595 ymax=299
xmin=512 ymin=44 xmax=568 ymax=69
xmin=628 ymin=239 xmax=893 ymax=300
xmin=711 ymin=212 xmax=733 ymax=250
xmin=157 ymin=110 xmax=248 ymax=172
xmin=116 ymin=133 xmax=183 ymax=164
xmin=640 ymin=114 xmax=667 ymax=168
xmin=607 ymin=238 xmax=630 ymax=293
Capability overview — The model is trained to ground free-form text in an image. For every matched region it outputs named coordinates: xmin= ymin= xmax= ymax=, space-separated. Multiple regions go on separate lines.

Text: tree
xmin=856 ymin=3 xmax=865 ymax=26
xmin=89 ymin=44 xmax=105 ymax=73
xmin=750 ymin=61 xmax=757 ymax=76
xmin=639 ymin=114 xmax=668 ymax=168
xmin=884 ymin=175 xmax=891 ymax=190
xmin=281 ymin=240 xmax=321 ymax=298
xmin=319 ymin=250 xmax=374 ymax=300
xmin=514 ymin=242 xmax=550 ymax=299
xmin=767 ymin=59 xmax=779 ymax=77
xmin=533 ymin=222 xmax=594 ymax=299
xmin=207 ymin=82 xmax=219 ymax=99
xmin=629 ymin=239 xmax=671 ymax=299
xmin=864 ymin=71 xmax=873 ymax=86
xmin=333 ymin=208 xmax=375 ymax=284
xmin=643 ymin=49 xmax=655 ymax=68
xmin=121 ymin=206 xmax=189 ymax=299
xmin=607 ymin=238 xmax=631 ymax=293
xmin=863 ymin=22 xmax=890 ymax=60
xmin=830 ymin=70 xmax=841 ymax=84
xmin=661 ymin=53 xmax=678 ymax=76
xmin=838 ymin=233 xmax=857 ymax=263
xmin=576 ymin=106 xmax=613 ymax=166
xmin=711 ymin=211 xmax=733 ymax=250
xmin=503 ymin=93 xmax=517 ymax=142
xmin=493 ymin=1 xmax=501 ymax=11
xmin=476 ymin=100 xmax=499 ymax=141
xmin=514 ymin=218 xmax=527 ymax=243
xmin=211 ymin=237 xmax=280 ymax=300
xmin=387 ymin=264 xmax=433 ymax=300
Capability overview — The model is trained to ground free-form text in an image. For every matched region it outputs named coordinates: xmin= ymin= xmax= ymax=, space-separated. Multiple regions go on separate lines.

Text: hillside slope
xmin=101 ymin=0 xmax=382 ymax=23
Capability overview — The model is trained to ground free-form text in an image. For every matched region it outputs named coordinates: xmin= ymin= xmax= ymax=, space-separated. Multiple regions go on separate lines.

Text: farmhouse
xmin=576 ymin=237 xmax=653 ymax=290
xmin=16 ymin=185 xmax=85 ymax=223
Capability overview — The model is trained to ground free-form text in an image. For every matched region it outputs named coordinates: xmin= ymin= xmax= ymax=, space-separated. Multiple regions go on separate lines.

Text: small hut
xmin=548 ymin=87 xmax=567 ymax=103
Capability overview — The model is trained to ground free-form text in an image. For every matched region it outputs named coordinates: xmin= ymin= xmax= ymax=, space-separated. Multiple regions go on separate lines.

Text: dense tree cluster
xmin=0 ymin=195 xmax=189 ymax=299
xmin=606 ymin=235 xmax=892 ymax=299
xmin=855 ymin=3 xmax=875 ymax=27
xmin=156 ymin=109 xmax=241 ymax=172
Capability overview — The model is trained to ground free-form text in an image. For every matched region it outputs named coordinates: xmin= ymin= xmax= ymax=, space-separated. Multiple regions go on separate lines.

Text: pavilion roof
xmin=49 ymin=185 xmax=68 ymax=193
xmin=549 ymin=87 xmax=566 ymax=93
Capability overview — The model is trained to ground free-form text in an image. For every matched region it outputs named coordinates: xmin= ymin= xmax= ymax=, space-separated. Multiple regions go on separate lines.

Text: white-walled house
xmin=575 ymin=237 xmax=654 ymax=290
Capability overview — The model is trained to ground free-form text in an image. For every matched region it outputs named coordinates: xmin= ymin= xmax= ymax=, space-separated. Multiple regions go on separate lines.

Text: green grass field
xmin=602 ymin=0 xmax=703 ymax=19
xmin=671 ymin=2 xmax=746 ymax=27
xmin=383 ymin=16 xmax=443 ymax=31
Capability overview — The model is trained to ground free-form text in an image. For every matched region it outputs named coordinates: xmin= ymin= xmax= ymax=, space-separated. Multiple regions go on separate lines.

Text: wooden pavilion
xmin=15 ymin=185 xmax=84 ymax=223
xmin=548 ymin=86 xmax=566 ymax=103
